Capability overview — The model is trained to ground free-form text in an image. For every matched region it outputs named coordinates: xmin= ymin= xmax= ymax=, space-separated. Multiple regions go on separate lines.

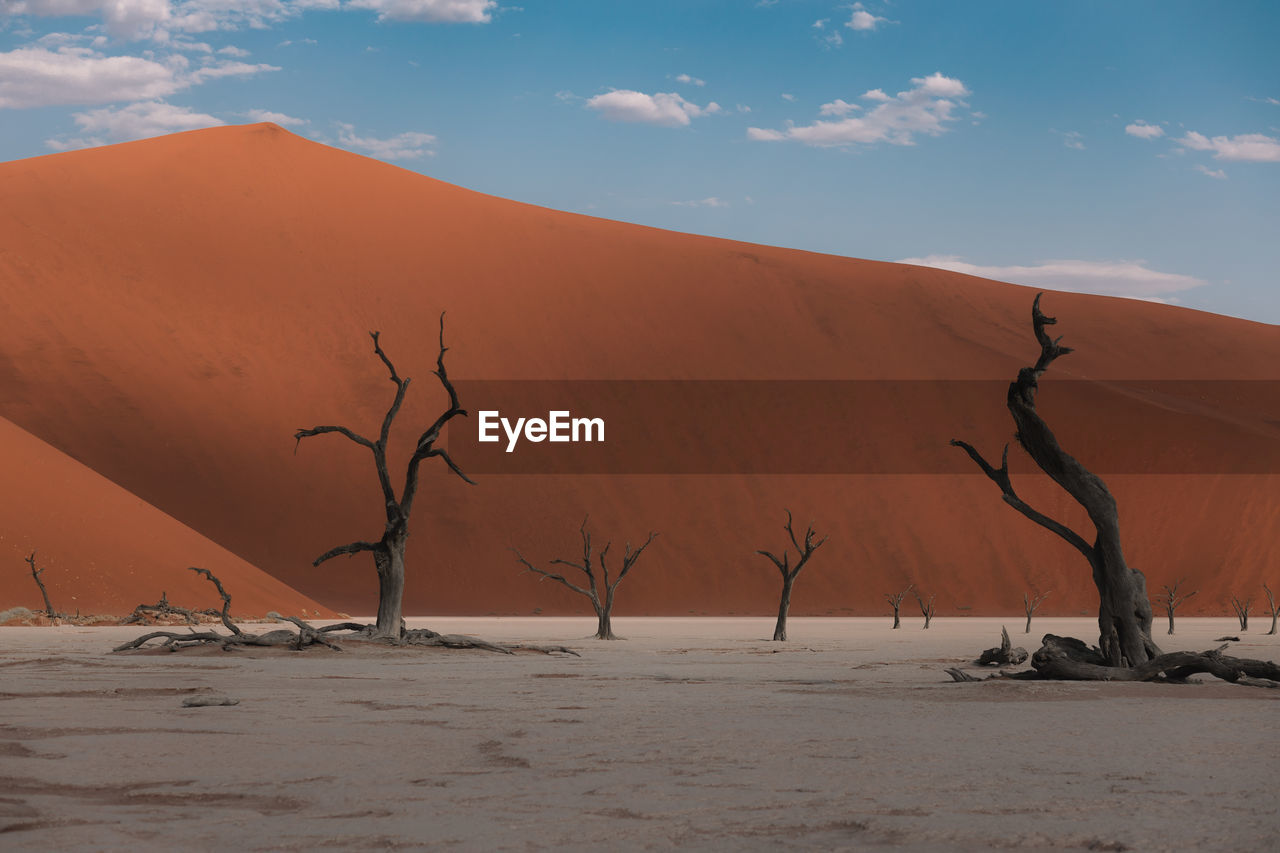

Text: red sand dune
xmin=1 ymin=123 xmax=1276 ymax=618
xmin=0 ymin=415 xmax=332 ymax=618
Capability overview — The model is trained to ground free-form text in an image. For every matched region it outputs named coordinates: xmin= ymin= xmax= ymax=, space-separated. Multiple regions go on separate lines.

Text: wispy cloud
xmin=244 ymin=108 xmax=307 ymax=126
xmin=348 ymin=0 xmax=495 ymax=23
xmin=335 ymin=122 xmax=437 ymax=159
xmin=748 ymin=73 xmax=970 ymax=148
xmin=671 ymin=197 xmax=729 ymax=208
xmin=45 ymin=99 xmax=224 ymax=150
xmin=586 ymin=89 xmax=720 ymax=127
xmin=1055 ymin=129 xmax=1085 ymax=150
xmin=1194 ymin=164 xmax=1227 ymax=180
xmin=674 ymin=73 xmax=705 ymax=87
xmin=897 ymin=255 xmax=1207 ymax=301
xmin=1177 ymin=130 xmax=1280 ymax=162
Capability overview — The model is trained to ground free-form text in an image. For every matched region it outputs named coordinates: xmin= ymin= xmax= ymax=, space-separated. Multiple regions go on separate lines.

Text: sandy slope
xmin=0 ymin=619 xmax=1276 ymax=850
xmin=0 ymin=123 xmax=1276 ymax=616
xmin=0 ymin=416 xmax=331 ymax=618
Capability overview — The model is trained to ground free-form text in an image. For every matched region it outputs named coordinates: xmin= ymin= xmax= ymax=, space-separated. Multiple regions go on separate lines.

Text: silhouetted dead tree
xmin=949 ymin=294 xmax=1280 ymax=687
xmin=1264 ymin=584 xmax=1278 ymax=636
xmin=1023 ymin=590 xmax=1051 ymax=634
xmin=1156 ymin=579 xmax=1197 ymax=635
xmin=885 ymin=585 xmax=913 ymax=629
xmin=23 ymin=552 xmax=58 ymax=618
xmin=514 ymin=517 xmax=657 ymax=640
xmin=914 ymin=590 xmax=936 ymax=629
xmin=294 ymin=317 xmax=473 ymax=641
xmin=756 ymin=510 xmax=827 ymax=641
xmin=1230 ymin=594 xmax=1252 ymax=631
xmin=122 ymin=592 xmax=220 ymax=626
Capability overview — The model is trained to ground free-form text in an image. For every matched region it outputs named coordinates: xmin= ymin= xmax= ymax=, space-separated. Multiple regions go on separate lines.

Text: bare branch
xmin=293 ymin=425 xmax=375 ymax=454
xmin=950 ymin=440 xmax=1094 ymax=559
xmin=24 ymin=551 xmax=58 ymax=618
xmin=614 ymin=532 xmax=658 ymax=588
xmin=512 ymin=548 xmax=595 ymax=600
xmin=186 ymin=567 xmax=241 ymax=636
xmin=312 ymin=540 xmax=380 ymax=567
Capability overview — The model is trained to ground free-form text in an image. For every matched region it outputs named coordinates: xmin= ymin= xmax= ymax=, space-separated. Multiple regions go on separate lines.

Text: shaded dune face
xmin=0 ymin=416 xmax=332 ymax=617
xmin=0 ymin=123 xmax=1276 ymax=617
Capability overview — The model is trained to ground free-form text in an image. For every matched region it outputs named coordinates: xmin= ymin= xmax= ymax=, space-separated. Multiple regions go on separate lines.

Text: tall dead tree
xmin=756 ymin=510 xmax=827 ymax=641
xmin=1023 ymin=589 xmax=1051 ymax=634
xmin=952 ymin=294 xmax=1159 ymax=668
xmin=1156 ymin=579 xmax=1197 ymax=635
xmin=514 ymin=518 xmax=657 ymax=640
xmin=885 ymin=585 xmax=913 ymax=629
xmin=1230 ymin=594 xmax=1252 ymax=631
xmin=1264 ymin=584 xmax=1278 ymax=636
xmin=23 ymin=552 xmax=58 ymax=618
xmin=948 ymin=294 xmax=1280 ymax=687
xmin=914 ymin=590 xmax=936 ymax=629
xmin=295 ymin=316 xmax=473 ymax=640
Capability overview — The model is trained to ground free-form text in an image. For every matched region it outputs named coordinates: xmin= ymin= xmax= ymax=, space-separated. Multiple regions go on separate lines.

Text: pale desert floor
xmin=1 ymin=617 xmax=1277 ymax=851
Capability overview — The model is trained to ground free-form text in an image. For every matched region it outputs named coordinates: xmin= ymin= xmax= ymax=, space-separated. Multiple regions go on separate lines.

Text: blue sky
xmin=2 ymin=1 xmax=1278 ymax=322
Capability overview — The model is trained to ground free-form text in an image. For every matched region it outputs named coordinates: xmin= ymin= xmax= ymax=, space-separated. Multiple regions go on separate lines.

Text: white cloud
xmin=46 ymin=99 xmax=222 ymax=149
xmin=218 ymin=45 xmax=250 ymax=57
xmin=1194 ymin=164 xmax=1227 ymax=180
xmin=1125 ymin=120 xmax=1164 ymax=139
xmin=819 ymin=98 xmax=859 ymax=116
xmin=245 ymin=108 xmax=306 ymax=126
xmin=748 ymin=73 xmax=970 ymax=148
xmin=671 ymin=197 xmax=728 ymax=208
xmin=897 ymin=255 xmax=1207 ymax=301
xmin=335 ymin=123 xmax=436 ymax=159
xmin=0 ymin=46 xmax=181 ymax=108
xmin=0 ymin=45 xmax=277 ymax=109
xmin=780 ymin=92 xmax=796 ymax=102
xmin=844 ymin=2 xmax=885 ymax=31
xmin=674 ymin=73 xmax=704 ymax=87
xmin=1177 ymin=130 xmax=1280 ymax=162
xmin=586 ymin=89 xmax=720 ymax=127
xmin=347 ymin=0 xmax=494 ymax=23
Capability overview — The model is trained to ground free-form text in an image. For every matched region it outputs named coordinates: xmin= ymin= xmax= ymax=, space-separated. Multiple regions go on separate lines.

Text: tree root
xmin=975 ymin=626 xmax=1027 ymax=666
xmin=947 ymin=633 xmax=1280 ymax=687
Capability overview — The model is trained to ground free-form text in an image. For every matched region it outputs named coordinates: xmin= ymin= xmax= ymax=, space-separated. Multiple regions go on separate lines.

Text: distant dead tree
xmin=885 ymin=585 xmax=913 ymax=629
xmin=914 ymin=590 xmax=936 ymax=629
xmin=294 ymin=317 xmax=473 ymax=641
xmin=755 ymin=509 xmax=827 ymax=641
xmin=514 ymin=517 xmax=657 ymax=640
xmin=1023 ymin=589 xmax=1051 ymax=634
xmin=23 ymin=552 xmax=58 ymax=618
xmin=1156 ymin=579 xmax=1197 ymax=635
xmin=1230 ymin=594 xmax=1252 ymax=631
xmin=949 ymin=295 xmax=1280 ymax=686
xmin=1264 ymin=584 xmax=1278 ymax=636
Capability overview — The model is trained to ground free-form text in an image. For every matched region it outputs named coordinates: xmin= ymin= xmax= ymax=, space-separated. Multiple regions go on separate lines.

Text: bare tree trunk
xmin=595 ymin=587 xmax=616 ymax=640
xmin=1265 ymin=585 xmax=1278 ymax=636
xmin=774 ymin=576 xmax=795 ymax=641
xmin=1231 ymin=596 xmax=1251 ymax=631
xmin=891 ymin=607 xmax=900 ymax=629
xmin=373 ymin=531 xmax=407 ymax=640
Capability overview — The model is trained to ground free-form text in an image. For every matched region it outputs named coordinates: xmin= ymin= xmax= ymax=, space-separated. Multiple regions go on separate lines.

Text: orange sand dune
xmin=0 ymin=416 xmax=332 ymax=617
xmin=0 ymin=123 xmax=1276 ymax=618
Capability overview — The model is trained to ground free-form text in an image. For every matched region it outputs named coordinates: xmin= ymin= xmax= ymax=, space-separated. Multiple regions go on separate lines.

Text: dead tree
xmin=23 ymin=552 xmax=58 ymax=618
xmin=975 ymin=627 xmax=1028 ymax=666
xmin=294 ymin=317 xmax=473 ymax=640
xmin=885 ymin=585 xmax=913 ymax=629
xmin=1264 ymin=584 xmax=1278 ymax=636
xmin=949 ymin=294 xmax=1280 ymax=687
xmin=117 ymin=568 xmax=577 ymax=655
xmin=1156 ymin=579 xmax=1197 ymax=635
xmin=1023 ymin=589 xmax=1051 ymax=634
xmin=914 ymin=590 xmax=936 ymax=629
xmin=1230 ymin=595 xmax=1252 ymax=631
xmin=513 ymin=517 xmax=657 ymax=640
xmin=755 ymin=509 xmax=827 ymax=641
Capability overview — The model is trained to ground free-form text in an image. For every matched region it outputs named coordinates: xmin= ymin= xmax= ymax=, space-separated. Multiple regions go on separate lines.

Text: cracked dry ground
xmin=1 ymin=618 xmax=1276 ymax=851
